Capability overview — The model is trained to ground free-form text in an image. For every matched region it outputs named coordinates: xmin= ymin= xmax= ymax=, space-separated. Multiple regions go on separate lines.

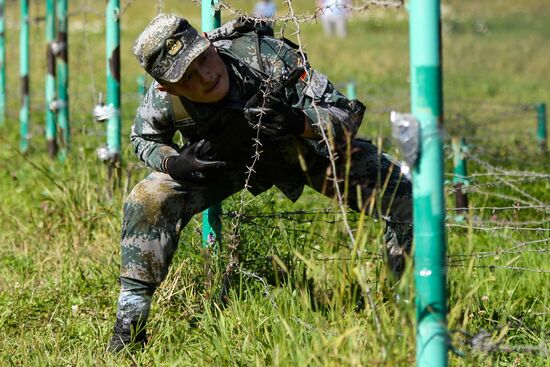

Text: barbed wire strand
xmin=210 ymin=0 xmax=410 ymax=337
xmin=468 ymin=154 xmax=547 ymax=208
xmin=117 ymin=0 xmax=136 ymax=18
xmin=449 ymin=238 xmax=549 ymax=259
xmin=452 ymin=329 xmax=548 ymax=357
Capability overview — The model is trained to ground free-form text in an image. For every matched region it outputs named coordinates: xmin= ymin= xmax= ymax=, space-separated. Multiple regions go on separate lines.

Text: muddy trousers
xmin=115 ymin=139 xmax=412 ymax=326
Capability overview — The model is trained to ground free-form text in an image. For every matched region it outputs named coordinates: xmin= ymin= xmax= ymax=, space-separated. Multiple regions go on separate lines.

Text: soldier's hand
xmin=163 ymin=140 xmax=231 ymax=183
xmin=244 ymin=95 xmax=305 ymax=136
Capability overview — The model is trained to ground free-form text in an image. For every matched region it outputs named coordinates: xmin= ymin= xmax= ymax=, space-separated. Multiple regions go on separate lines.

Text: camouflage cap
xmin=133 ymin=13 xmax=210 ymax=84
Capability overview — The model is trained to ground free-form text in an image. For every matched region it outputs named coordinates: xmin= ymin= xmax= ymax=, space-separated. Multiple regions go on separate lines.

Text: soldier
xmin=108 ymin=13 xmax=412 ymax=352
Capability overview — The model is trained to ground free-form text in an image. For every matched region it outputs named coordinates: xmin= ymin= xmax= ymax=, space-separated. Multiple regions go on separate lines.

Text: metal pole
xmin=202 ymin=0 xmax=221 ymax=31
xmin=56 ymin=0 xmax=69 ymax=158
xmin=136 ymin=75 xmax=145 ymax=97
xmin=45 ymin=0 xmax=58 ymax=157
xmin=346 ymin=81 xmax=356 ymax=100
xmin=451 ymin=136 xmax=468 ymax=219
xmin=19 ymin=0 xmax=30 ymax=153
xmin=0 ymin=0 xmax=6 ymax=127
xmin=201 ymin=0 xmax=222 ymax=248
xmin=536 ymin=103 xmax=547 ymax=153
xmin=409 ymin=0 xmax=448 ymax=366
xmin=106 ymin=0 xmax=121 ymax=181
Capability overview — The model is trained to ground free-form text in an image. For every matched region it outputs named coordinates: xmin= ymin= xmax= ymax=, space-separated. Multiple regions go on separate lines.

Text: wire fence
xmin=2 ymin=0 xmax=548 ymax=360
xmin=19 ymin=0 xmax=548 ymax=267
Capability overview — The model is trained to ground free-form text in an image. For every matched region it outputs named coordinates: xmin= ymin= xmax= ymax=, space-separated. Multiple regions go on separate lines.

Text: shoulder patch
xmin=302 ymin=70 xmax=328 ymax=100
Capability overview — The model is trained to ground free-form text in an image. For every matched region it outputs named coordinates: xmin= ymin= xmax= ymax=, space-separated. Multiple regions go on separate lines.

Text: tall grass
xmin=0 ymin=1 xmax=548 ymax=365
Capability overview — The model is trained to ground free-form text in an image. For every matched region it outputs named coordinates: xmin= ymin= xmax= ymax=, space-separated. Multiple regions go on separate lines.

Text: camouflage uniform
xmin=114 ymin=16 xmax=412 ymax=343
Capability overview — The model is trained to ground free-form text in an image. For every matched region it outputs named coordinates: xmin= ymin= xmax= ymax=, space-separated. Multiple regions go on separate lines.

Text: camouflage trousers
xmin=116 ymin=139 xmax=412 ymax=323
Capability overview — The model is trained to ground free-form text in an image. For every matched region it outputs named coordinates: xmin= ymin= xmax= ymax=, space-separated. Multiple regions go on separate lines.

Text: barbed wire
xmin=450 ymin=249 xmax=550 ymax=263
xmin=3 ymin=0 xmax=546 ymax=336
xmin=467 ymin=153 xmax=547 ymax=180
xmin=226 ymin=204 xmax=550 ymax=215
xmin=239 ymin=0 xmax=393 ymax=317
xmin=446 ymin=180 xmax=549 ymax=194
xmin=112 ymin=0 xmax=164 ymax=19
xmin=231 ymin=266 xmax=549 ymax=359
xmin=445 ymin=98 xmax=539 ymax=110
xmin=118 ymin=0 xmax=137 ymax=19
xmin=467 ymin=218 xmax=550 ymax=227
xmin=452 ymin=329 xmax=548 ymax=356
xmin=446 ymin=172 xmax=550 ymax=179
xmin=449 ymin=238 xmax=549 ymax=260
xmin=446 ymin=205 xmax=549 ymax=212
xmin=110 ymin=2 xmax=550 ymax=361
xmin=213 ymin=0 xmax=404 ymax=26
xmin=227 ymin=210 xmax=550 ymax=234
xmin=214 ymin=1 xmax=407 ymax=320
xmin=447 ymin=224 xmax=549 ymax=232
xmin=284 ymin=0 xmax=357 ymax=245
xmin=222 ymin=205 xmax=549 ymax=269
xmin=455 ymin=265 xmax=550 ymax=273
xmin=12 ymin=1 xmax=549 ymax=354
xmin=453 ymin=191 xmax=545 ymax=213
xmin=443 ymin=151 xmax=550 ymax=214
xmin=239 ymin=269 xmax=277 ymax=307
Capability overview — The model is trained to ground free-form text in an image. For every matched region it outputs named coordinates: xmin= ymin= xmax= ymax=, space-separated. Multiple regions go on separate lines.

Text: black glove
xmin=163 ymin=140 xmax=230 ymax=183
xmin=244 ymin=94 xmax=305 ymax=136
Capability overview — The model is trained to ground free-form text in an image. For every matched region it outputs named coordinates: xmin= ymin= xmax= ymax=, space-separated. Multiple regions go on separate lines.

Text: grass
xmin=0 ymin=0 xmax=549 ymax=366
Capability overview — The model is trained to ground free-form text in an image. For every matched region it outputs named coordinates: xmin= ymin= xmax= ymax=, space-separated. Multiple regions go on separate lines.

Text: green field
xmin=0 ymin=0 xmax=548 ymax=365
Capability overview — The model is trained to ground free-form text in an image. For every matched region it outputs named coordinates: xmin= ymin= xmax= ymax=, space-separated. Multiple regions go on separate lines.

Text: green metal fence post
xmin=19 ymin=0 xmax=30 ymax=153
xmin=56 ymin=0 xmax=69 ymax=158
xmin=346 ymin=81 xmax=356 ymax=100
xmin=136 ymin=75 xmax=145 ymax=97
xmin=201 ymin=0 xmax=222 ymax=248
xmin=106 ymin=0 xmax=121 ymax=181
xmin=45 ymin=0 xmax=58 ymax=157
xmin=0 ymin=0 xmax=5 ymax=127
xmin=451 ymin=136 xmax=468 ymax=219
xmin=536 ymin=103 xmax=547 ymax=153
xmin=409 ymin=0 xmax=448 ymax=366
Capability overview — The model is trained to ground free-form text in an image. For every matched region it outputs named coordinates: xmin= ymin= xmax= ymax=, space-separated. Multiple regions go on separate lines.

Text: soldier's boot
xmin=108 ymin=277 xmax=155 ymax=354
xmin=108 ymin=316 xmax=148 ymax=353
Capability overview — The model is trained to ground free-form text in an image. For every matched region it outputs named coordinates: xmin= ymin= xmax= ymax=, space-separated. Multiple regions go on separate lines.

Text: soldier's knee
xmin=120 ymin=175 xmax=187 ymax=285
xmin=127 ymin=176 xmax=172 ymax=206
xmin=124 ymin=176 xmax=176 ymax=225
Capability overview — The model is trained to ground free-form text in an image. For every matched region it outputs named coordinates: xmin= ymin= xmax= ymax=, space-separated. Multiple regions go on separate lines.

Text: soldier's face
xmin=161 ymin=46 xmax=230 ymax=103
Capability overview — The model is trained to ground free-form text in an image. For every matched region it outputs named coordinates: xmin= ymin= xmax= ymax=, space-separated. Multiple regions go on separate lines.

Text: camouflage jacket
xmin=131 ymin=27 xmax=365 ymax=201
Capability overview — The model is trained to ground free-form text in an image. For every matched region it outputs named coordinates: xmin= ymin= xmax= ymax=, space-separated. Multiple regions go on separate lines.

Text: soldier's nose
xmin=198 ymin=68 xmax=211 ymax=85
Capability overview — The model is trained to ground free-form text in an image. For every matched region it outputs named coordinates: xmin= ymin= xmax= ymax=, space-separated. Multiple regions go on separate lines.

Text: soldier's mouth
xmin=206 ymin=78 xmax=219 ymax=93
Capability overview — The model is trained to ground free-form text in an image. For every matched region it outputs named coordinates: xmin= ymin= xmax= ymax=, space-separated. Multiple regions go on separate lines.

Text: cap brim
xmin=161 ymin=35 xmax=211 ymax=84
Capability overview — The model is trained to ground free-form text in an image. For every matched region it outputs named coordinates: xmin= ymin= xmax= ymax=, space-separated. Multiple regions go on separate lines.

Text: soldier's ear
xmin=156 ymin=84 xmax=174 ymax=94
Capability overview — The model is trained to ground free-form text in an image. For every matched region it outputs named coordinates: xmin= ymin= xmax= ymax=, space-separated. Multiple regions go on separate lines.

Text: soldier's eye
xmin=182 ymin=72 xmax=193 ymax=82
